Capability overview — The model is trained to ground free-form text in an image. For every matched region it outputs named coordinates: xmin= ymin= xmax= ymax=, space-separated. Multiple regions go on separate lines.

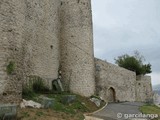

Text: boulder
xmin=38 ymin=96 xmax=55 ymax=109
xmin=61 ymin=95 xmax=76 ymax=105
xmin=0 ymin=104 xmax=17 ymax=120
xmin=20 ymin=99 xmax=41 ymax=108
xmin=90 ymin=98 xmax=101 ymax=107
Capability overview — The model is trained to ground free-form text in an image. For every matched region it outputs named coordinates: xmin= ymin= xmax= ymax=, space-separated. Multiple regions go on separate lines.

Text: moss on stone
xmin=7 ymin=61 xmax=15 ymax=75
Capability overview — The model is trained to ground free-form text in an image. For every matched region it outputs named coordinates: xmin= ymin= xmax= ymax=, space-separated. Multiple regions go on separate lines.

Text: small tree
xmin=115 ymin=51 xmax=152 ymax=75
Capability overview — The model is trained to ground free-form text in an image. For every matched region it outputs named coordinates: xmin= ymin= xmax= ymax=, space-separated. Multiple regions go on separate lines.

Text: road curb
xmin=84 ymin=102 xmax=108 ymax=120
xmin=91 ymin=103 xmax=108 ymax=114
xmin=84 ymin=115 xmax=104 ymax=120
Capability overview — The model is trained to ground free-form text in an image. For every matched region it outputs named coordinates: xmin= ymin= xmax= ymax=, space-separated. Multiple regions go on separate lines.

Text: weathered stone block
xmin=90 ymin=98 xmax=101 ymax=107
xmin=38 ymin=96 xmax=55 ymax=109
xmin=0 ymin=104 xmax=17 ymax=120
xmin=61 ymin=95 xmax=76 ymax=105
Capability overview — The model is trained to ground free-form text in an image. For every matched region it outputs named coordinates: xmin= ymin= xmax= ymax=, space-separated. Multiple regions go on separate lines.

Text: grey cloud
xmin=92 ymin=0 xmax=160 ymax=84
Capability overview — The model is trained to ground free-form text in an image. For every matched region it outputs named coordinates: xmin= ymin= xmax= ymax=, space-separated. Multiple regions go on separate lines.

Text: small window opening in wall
xmin=138 ymin=83 xmax=141 ymax=85
xmin=50 ymin=45 xmax=53 ymax=49
xmin=61 ymin=2 xmax=63 ymax=5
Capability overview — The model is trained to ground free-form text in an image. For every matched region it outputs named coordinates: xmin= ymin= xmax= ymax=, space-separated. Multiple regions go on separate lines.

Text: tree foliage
xmin=115 ymin=51 xmax=152 ymax=75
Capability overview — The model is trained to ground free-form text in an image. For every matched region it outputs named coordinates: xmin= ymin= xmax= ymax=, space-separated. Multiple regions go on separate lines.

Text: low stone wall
xmin=136 ymin=75 xmax=153 ymax=102
xmin=95 ymin=58 xmax=136 ymax=102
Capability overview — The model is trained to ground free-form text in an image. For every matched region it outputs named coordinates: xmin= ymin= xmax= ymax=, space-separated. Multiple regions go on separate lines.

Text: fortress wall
xmin=0 ymin=0 xmax=154 ymax=104
xmin=95 ymin=58 xmax=136 ymax=102
xmin=22 ymin=0 xmax=60 ymax=88
xmin=136 ymin=75 xmax=153 ymax=102
xmin=0 ymin=0 xmax=61 ymax=104
xmin=60 ymin=0 xmax=95 ymax=97
xmin=0 ymin=0 xmax=25 ymax=103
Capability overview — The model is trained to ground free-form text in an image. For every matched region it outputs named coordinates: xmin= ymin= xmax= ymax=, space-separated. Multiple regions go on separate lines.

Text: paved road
xmin=93 ymin=102 xmax=146 ymax=120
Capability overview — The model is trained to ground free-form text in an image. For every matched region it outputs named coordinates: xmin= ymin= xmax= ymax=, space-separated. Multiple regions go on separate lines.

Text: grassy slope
xmin=18 ymin=93 xmax=105 ymax=120
xmin=140 ymin=105 xmax=160 ymax=115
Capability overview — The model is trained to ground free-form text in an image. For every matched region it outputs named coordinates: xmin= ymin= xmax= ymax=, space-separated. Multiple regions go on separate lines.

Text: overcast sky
xmin=91 ymin=0 xmax=160 ymax=85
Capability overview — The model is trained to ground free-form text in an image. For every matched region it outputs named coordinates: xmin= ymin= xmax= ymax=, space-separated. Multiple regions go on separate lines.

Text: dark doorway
xmin=108 ymin=87 xmax=116 ymax=102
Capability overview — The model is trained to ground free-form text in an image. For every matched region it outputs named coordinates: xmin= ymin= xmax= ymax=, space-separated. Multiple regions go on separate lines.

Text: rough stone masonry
xmin=0 ymin=0 xmax=152 ymax=104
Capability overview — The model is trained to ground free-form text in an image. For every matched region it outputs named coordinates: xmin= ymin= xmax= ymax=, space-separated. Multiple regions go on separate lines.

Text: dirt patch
xmin=17 ymin=108 xmax=84 ymax=120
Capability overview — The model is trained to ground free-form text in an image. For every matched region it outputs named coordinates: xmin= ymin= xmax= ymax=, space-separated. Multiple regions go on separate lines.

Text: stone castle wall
xmin=0 ymin=0 xmax=95 ymax=104
xmin=0 ymin=0 xmax=153 ymax=104
xmin=22 ymin=0 xmax=60 ymax=89
xmin=95 ymin=58 xmax=153 ymax=103
xmin=136 ymin=75 xmax=153 ymax=102
xmin=60 ymin=0 xmax=95 ymax=97
xmin=0 ymin=0 xmax=25 ymax=103
xmin=0 ymin=0 xmax=61 ymax=103
xmin=95 ymin=58 xmax=136 ymax=102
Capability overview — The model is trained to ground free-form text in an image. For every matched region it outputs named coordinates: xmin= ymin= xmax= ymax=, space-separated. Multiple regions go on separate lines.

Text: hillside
xmin=153 ymin=84 xmax=160 ymax=90
xmin=153 ymin=84 xmax=160 ymax=95
xmin=18 ymin=91 xmax=106 ymax=120
xmin=154 ymin=90 xmax=160 ymax=95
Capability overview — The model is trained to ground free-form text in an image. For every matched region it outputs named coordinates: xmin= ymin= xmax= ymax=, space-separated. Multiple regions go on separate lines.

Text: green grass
xmin=140 ymin=104 xmax=160 ymax=115
xmin=47 ymin=93 xmax=89 ymax=114
xmin=21 ymin=112 xmax=30 ymax=118
xmin=22 ymin=87 xmax=38 ymax=101
xmin=22 ymin=91 xmax=105 ymax=120
xmin=44 ymin=93 xmax=91 ymax=119
xmin=140 ymin=104 xmax=160 ymax=120
xmin=32 ymin=77 xmax=50 ymax=93
xmin=36 ymin=111 xmax=45 ymax=117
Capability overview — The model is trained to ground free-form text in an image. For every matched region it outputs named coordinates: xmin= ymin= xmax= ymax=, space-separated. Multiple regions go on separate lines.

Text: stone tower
xmin=60 ymin=0 xmax=95 ymax=97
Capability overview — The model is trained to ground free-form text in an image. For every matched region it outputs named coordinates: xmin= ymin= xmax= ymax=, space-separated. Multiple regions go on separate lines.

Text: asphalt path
xmin=93 ymin=102 xmax=147 ymax=120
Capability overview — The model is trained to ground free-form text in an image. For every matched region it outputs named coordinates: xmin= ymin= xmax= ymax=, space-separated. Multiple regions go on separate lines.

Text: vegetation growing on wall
xmin=32 ymin=77 xmax=50 ymax=93
xmin=22 ymin=87 xmax=36 ymax=100
xmin=7 ymin=61 xmax=16 ymax=75
xmin=115 ymin=51 xmax=152 ymax=75
xmin=22 ymin=76 xmax=50 ymax=99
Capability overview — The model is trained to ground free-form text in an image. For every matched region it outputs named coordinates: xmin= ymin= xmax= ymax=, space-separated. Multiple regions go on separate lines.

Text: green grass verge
xmin=140 ymin=104 xmax=160 ymax=120
xmin=140 ymin=104 xmax=160 ymax=115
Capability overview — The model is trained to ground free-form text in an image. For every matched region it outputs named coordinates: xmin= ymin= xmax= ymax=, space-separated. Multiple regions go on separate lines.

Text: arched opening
xmin=108 ymin=87 xmax=116 ymax=102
